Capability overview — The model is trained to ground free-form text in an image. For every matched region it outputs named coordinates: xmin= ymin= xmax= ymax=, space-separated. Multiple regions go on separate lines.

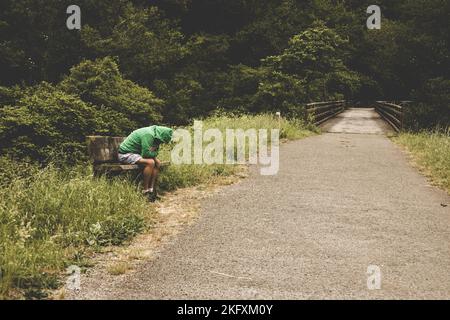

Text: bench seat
xmin=93 ymin=162 xmax=170 ymax=174
xmin=93 ymin=163 xmax=140 ymax=173
xmin=86 ymin=135 xmax=170 ymax=175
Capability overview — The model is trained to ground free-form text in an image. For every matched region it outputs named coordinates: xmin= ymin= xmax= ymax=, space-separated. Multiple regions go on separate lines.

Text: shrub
xmin=252 ymin=24 xmax=360 ymax=117
xmin=405 ymin=78 xmax=450 ymax=130
xmin=59 ymin=57 xmax=164 ymax=135
xmin=0 ymin=57 xmax=165 ymax=164
xmin=0 ymin=83 xmax=98 ymax=162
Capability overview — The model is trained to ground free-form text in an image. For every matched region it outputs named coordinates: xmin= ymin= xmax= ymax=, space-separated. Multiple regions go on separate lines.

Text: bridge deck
xmin=321 ymin=107 xmax=394 ymax=134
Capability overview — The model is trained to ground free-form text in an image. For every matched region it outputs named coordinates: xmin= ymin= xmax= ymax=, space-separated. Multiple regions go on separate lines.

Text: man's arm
xmin=141 ymin=134 xmax=158 ymax=158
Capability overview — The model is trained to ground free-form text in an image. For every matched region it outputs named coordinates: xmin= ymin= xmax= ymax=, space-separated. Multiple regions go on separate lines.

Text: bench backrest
xmin=86 ymin=136 xmax=126 ymax=163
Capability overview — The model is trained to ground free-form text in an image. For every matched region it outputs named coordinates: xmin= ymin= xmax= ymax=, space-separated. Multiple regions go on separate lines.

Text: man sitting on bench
xmin=118 ymin=125 xmax=173 ymax=201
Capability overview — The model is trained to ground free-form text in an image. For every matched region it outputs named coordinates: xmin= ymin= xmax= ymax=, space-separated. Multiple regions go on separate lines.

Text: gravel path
xmin=71 ymin=108 xmax=450 ymax=299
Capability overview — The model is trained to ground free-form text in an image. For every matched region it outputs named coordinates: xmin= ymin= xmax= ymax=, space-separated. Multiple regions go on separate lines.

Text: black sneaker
xmin=147 ymin=191 xmax=157 ymax=202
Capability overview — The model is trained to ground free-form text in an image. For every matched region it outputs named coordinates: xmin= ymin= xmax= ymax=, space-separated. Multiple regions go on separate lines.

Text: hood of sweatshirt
xmin=153 ymin=126 xmax=173 ymax=143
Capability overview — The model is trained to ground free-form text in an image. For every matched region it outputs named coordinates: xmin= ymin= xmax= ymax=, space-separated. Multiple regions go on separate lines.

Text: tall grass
xmin=0 ymin=114 xmax=313 ymax=298
xmin=157 ymin=113 xmax=315 ymax=191
xmin=200 ymin=113 xmax=316 ymax=139
xmin=394 ymin=130 xmax=450 ymax=193
xmin=0 ymin=164 xmax=151 ymax=299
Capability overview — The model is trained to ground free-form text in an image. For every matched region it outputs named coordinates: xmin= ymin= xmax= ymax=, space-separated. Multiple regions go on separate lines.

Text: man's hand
xmin=149 ymin=139 xmax=161 ymax=152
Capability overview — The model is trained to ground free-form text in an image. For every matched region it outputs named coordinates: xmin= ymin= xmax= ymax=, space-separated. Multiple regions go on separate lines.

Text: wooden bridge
xmin=306 ymin=101 xmax=406 ymax=133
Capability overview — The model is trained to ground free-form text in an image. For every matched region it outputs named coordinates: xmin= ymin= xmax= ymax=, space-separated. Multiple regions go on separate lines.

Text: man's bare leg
xmin=137 ymin=158 xmax=155 ymax=192
xmin=149 ymin=158 xmax=161 ymax=191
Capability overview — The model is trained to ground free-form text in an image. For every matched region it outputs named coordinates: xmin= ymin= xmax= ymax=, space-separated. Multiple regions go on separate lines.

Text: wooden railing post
xmin=374 ymin=101 xmax=404 ymax=132
xmin=305 ymin=100 xmax=346 ymax=126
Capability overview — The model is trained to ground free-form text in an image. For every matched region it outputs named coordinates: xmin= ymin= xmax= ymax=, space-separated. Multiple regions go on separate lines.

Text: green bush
xmin=251 ymin=24 xmax=360 ymax=117
xmin=0 ymin=83 xmax=98 ymax=162
xmin=405 ymin=78 xmax=450 ymax=130
xmin=0 ymin=57 xmax=165 ymax=164
xmin=59 ymin=57 xmax=164 ymax=135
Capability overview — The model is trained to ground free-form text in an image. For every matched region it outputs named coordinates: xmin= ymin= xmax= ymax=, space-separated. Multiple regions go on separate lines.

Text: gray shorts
xmin=118 ymin=153 xmax=142 ymax=165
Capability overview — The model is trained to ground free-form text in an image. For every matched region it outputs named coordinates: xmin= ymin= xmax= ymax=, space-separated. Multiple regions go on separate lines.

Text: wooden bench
xmin=86 ymin=136 xmax=169 ymax=176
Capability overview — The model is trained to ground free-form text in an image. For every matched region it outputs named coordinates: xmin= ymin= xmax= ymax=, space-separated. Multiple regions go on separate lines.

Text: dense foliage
xmin=0 ymin=0 xmax=449 ymax=161
xmin=0 ymin=57 xmax=162 ymax=162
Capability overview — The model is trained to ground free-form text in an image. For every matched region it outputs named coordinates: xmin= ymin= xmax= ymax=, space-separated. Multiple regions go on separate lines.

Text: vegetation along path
xmin=71 ymin=108 xmax=450 ymax=299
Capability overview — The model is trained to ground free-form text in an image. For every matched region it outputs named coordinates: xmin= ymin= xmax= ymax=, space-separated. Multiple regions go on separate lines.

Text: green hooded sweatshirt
xmin=118 ymin=125 xmax=173 ymax=158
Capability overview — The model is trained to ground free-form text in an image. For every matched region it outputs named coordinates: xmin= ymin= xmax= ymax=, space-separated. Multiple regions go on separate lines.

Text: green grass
xmin=199 ymin=113 xmax=316 ymax=140
xmin=394 ymin=130 xmax=450 ymax=193
xmin=157 ymin=113 xmax=316 ymax=191
xmin=0 ymin=164 xmax=151 ymax=299
xmin=0 ymin=114 xmax=313 ymax=299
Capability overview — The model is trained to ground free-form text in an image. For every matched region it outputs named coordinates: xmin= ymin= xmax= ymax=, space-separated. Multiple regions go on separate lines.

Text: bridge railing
xmin=374 ymin=101 xmax=405 ymax=132
xmin=306 ymin=100 xmax=346 ymax=125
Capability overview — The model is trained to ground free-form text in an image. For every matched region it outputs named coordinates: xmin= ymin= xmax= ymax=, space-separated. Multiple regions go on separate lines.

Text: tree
xmin=59 ymin=57 xmax=164 ymax=135
xmin=0 ymin=83 xmax=97 ymax=161
xmin=80 ymin=4 xmax=186 ymax=85
xmin=0 ymin=57 xmax=165 ymax=163
xmin=253 ymin=25 xmax=360 ymax=116
xmin=406 ymin=78 xmax=450 ymax=129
